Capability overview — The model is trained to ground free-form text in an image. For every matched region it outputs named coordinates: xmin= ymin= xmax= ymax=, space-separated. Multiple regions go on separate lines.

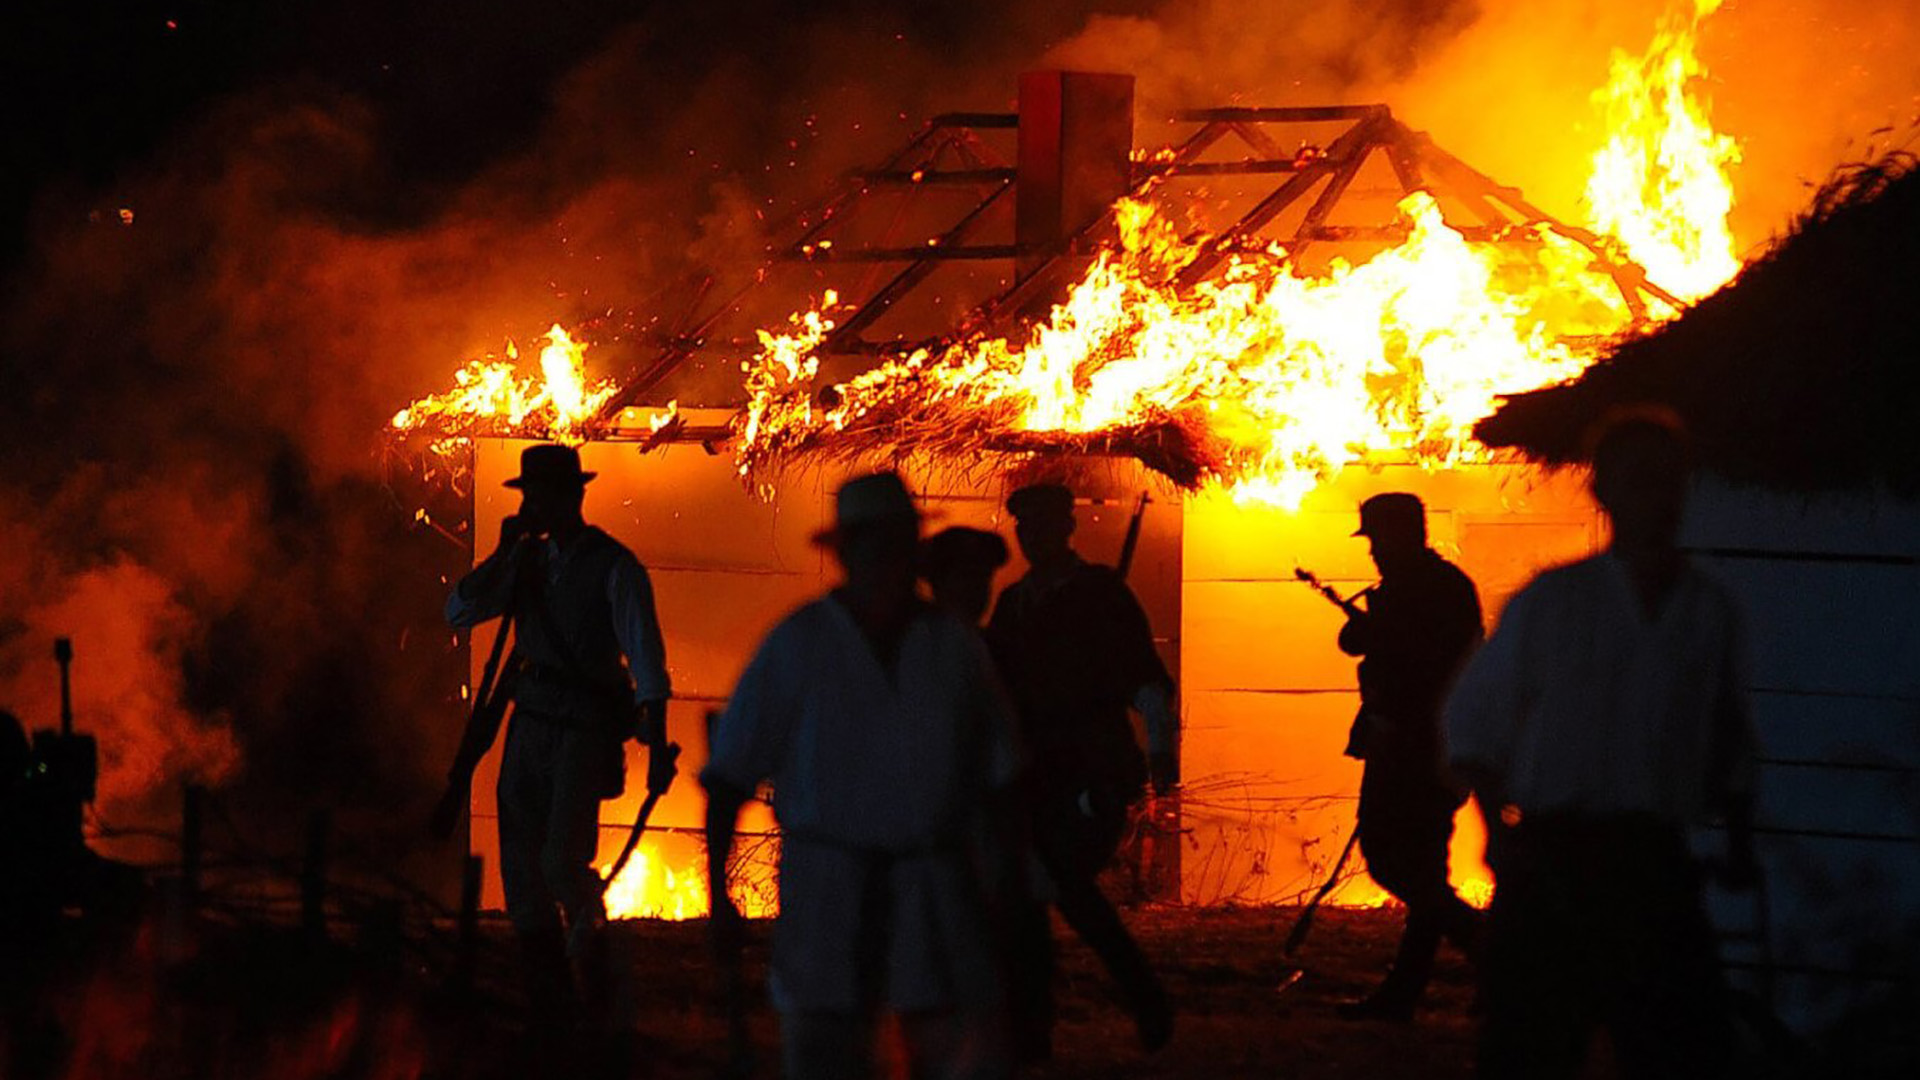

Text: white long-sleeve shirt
xmin=1444 ymin=552 xmax=1756 ymax=824
xmin=446 ymin=526 xmax=671 ymax=707
xmin=705 ymin=595 xmax=1021 ymax=1013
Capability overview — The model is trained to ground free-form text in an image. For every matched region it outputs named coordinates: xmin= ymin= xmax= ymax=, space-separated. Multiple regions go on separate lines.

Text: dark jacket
xmin=987 ymin=557 xmax=1169 ymax=795
xmin=1339 ymin=549 xmax=1482 ymax=763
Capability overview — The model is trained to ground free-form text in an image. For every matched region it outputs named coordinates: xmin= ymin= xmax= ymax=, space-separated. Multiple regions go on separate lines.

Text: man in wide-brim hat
xmin=705 ymin=471 xmax=1023 ymax=1080
xmin=440 ymin=443 xmax=674 ymax=1036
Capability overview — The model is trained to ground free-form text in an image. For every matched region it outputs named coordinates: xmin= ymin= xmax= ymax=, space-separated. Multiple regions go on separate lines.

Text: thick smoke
xmin=2 ymin=0 xmax=1913 ymax=875
xmin=1050 ymin=0 xmax=1920 ymax=251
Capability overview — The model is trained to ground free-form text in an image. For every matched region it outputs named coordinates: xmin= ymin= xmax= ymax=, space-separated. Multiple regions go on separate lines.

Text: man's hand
xmin=646 ymin=741 xmax=681 ymax=797
xmin=632 ymin=698 xmax=668 ymax=745
xmin=429 ymin=778 xmax=470 ymax=842
xmin=1149 ymin=750 xmax=1180 ymax=796
xmin=498 ymin=513 xmax=531 ymax=550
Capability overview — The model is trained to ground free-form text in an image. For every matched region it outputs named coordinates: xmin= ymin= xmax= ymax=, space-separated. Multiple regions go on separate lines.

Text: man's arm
xmin=705 ymin=777 xmax=750 ymax=922
xmin=1443 ymin=588 xmax=1531 ymax=804
xmin=1712 ymin=607 xmax=1761 ymax=888
xmin=608 ymin=555 xmax=673 ymax=775
xmin=1104 ymin=574 xmax=1181 ymax=792
xmin=1336 ymin=613 xmax=1373 ymax=657
xmin=700 ymin=624 xmax=788 ymax=915
xmin=446 ymin=516 xmax=531 ymax=628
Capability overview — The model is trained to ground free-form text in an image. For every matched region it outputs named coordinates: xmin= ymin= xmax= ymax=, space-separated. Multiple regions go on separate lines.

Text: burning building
xmin=394 ymin=1 xmax=1751 ymax=923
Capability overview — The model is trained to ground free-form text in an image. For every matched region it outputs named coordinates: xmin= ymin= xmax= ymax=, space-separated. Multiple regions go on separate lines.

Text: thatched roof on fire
xmin=1476 ymin=153 xmax=1920 ymax=496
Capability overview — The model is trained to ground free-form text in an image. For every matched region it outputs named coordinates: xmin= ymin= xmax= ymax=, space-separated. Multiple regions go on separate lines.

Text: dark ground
xmin=8 ymin=904 xmax=1482 ymax=1080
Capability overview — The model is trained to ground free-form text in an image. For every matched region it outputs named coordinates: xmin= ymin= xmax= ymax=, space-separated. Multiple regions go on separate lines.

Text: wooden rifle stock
xmin=1293 ymin=566 xmax=1372 ymax=620
xmin=450 ymin=616 xmax=520 ymax=782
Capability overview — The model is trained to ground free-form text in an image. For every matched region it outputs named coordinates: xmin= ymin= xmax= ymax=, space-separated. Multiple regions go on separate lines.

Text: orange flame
xmin=598 ymin=845 xmax=709 ymax=921
xmin=390 ymin=323 xmax=616 ymax=447
xmin=1583 ymin=0 xmax=1741 ymax=301
xmin=597 ymin=840 xmax=779 ymax=921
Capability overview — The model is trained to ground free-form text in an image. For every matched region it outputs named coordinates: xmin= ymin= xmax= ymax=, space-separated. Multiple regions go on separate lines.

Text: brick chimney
xmin=1016 ymin=71 xmax=1135 ymax=283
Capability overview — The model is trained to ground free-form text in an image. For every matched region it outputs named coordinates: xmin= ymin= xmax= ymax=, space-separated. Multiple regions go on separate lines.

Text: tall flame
xmin=1583 ymin=0 xmax=1741 ymax=301
xmin=390 ymin=323 xmax=616 ymax=446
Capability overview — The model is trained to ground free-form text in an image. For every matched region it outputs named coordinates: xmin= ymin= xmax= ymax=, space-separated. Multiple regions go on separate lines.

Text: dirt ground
xmin=9 ymin=904 xmax=1482 ymax=1080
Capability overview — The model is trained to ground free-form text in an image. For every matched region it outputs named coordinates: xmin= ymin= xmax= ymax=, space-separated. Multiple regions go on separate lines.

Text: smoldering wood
xmin=853 ymin=167 xmax=1016 ymax=185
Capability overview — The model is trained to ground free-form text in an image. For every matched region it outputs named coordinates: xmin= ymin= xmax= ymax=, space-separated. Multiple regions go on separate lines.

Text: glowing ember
xmin=390 ymin=324 xmax=617 ymax=446
xmin=1583 ymin=0 xmax=1741 ymax=301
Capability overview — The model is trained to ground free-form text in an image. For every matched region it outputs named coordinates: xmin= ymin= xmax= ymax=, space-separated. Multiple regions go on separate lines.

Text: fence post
xmin=457 ymin=854 xmax=483 ymax=990
xmin=302 ymin=809 xmax=331 ymax=940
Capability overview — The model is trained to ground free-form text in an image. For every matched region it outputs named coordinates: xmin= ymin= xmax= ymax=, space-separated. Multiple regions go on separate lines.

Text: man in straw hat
xmin=704 ymin=472 xmax=1023 ymax=1080
xmin=441 ymin=443 xmax=673 ymax=1036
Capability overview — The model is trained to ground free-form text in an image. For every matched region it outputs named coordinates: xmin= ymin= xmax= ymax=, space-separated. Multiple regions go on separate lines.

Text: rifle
xmin=1282 ymin=824 xmax=1362 ymax=957
xmin=603 ymin=740 xmax=681 ymax=887
xmin=1116 ymin=492 xmax=1150 ymax=581
xmin=1293 ymin=565 xmax=1373 ymax=620
xmin=431 ymin=615 xmax=522 ymax=840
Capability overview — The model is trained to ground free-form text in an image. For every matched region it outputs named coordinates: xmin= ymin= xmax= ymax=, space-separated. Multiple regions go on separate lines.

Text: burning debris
xmin=390 ymin=324 xmax=618 ymax=451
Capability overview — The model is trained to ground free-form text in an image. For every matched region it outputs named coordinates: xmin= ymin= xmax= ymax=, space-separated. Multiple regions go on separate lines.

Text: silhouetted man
xmin=705 ymin=472 xmax=1021 ymax=1080
xmin=1446 ymin=412 xmax=1758 ymax=1080
xmin=1336 ymin=492 xmax=1485 ymax=1021
xmin=987 ymin=482 xmax=1175 ymax=1058
xmin=441 ymin=443 xmax=672 ymax=1035
xmin=921 ymin=526 xmax=1010 ymax=625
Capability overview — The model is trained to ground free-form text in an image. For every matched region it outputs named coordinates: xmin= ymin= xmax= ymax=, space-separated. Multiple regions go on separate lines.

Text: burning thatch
xmin=1477 ymin=151 xmax=1920 ymax=495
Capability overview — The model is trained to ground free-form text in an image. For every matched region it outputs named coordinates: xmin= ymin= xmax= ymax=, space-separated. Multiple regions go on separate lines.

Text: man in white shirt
xmin=1445 ymin=411 xmax=1758 ymax=1080
xmin=439 ymin=443 xmax=674 ymax=1035
xmin=704 ymin=472 xmax=1022 ymax=1080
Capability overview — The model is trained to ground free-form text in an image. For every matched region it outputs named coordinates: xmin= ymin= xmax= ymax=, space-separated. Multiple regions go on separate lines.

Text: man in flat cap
xmin=440 ymin=443 xmax=674 ymax=1035
xmin=988 ymin=481 xmax=1176 ymax=1059
xmin=705 ymin=472 xmax=1022 ymax=1080
xmin=1336 ymin=492 xmax=1485 ymax=1021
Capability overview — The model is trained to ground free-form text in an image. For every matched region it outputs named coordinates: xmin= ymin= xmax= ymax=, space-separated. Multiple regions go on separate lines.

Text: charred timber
xmin=1135 ymin=159 xmax=1310 ymax=177
xmin=784 ymin=243 xmax=1026 ymax=262
xmin=1174 ymin=105 xmax=1391 ymax=123
xmin=929 ymin=112 xmax=1019 ymax=129
xmin=855 ymin=167 xmax=1017 ymax=185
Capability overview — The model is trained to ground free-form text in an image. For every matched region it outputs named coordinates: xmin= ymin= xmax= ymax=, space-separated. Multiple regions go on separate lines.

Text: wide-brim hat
xmin=1354 ymin=491 xmax=1425 ymax=539
xmin=504 ymin=444 xmax=597 ymax=490
xmin=811 ymin=471 xmax=923 ymax=546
